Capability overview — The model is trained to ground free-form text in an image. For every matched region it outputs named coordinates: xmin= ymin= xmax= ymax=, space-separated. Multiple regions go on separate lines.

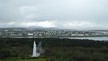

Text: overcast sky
xmin=0 ymin=0 xmax=108 ymax=30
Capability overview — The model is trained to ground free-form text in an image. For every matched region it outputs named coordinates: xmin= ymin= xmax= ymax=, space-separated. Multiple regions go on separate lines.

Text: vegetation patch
xmin=0 ymin=38 xmax=108 ymax=61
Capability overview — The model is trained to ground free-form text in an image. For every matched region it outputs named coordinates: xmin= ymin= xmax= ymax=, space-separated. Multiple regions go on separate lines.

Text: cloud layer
xmin=0 ymin=0 xmax=108 ymax=29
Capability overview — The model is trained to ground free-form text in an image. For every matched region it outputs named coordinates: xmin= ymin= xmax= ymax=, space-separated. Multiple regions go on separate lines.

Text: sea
xmin=69 ymin=37 xmax=108 ymax=41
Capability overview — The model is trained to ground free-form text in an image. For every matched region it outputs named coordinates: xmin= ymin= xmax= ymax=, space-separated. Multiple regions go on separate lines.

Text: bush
xmin=0 ymin=48 xmax=11 ymax=59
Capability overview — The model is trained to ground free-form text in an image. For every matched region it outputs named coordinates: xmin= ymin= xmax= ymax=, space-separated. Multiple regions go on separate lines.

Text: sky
xmin=0 ymin=0 xmax=108 ymax=30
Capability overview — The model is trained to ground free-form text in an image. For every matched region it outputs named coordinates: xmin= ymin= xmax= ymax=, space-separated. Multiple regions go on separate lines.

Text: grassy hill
xmin=0 ymin=38 xmax=108 ymax=61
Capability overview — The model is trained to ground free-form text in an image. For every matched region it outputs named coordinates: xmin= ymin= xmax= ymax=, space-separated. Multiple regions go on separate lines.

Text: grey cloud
xmin=0 ymin=0 xmax=108 ymax=29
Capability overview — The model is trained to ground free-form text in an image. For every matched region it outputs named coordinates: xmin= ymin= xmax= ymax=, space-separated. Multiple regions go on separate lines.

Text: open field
xmin=0 ymin=58 xmax=47 ymax=61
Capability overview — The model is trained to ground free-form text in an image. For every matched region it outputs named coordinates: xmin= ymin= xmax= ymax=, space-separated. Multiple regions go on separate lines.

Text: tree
xmin=0 ymin=48 xmax=11 ymax=59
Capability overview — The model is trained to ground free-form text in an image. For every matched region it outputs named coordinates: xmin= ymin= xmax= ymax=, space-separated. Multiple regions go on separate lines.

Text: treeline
xmin=0 ymin=38 xmax=108 ymax=61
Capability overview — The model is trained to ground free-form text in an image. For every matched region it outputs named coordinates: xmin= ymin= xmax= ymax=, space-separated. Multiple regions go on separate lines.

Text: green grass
xmin=0 ymin=58 xmax=47 ymax=61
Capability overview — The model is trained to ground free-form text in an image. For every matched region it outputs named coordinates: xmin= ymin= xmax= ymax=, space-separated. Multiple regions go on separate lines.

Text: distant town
xmin=0 ymin=28 xmax=108 ymax=38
